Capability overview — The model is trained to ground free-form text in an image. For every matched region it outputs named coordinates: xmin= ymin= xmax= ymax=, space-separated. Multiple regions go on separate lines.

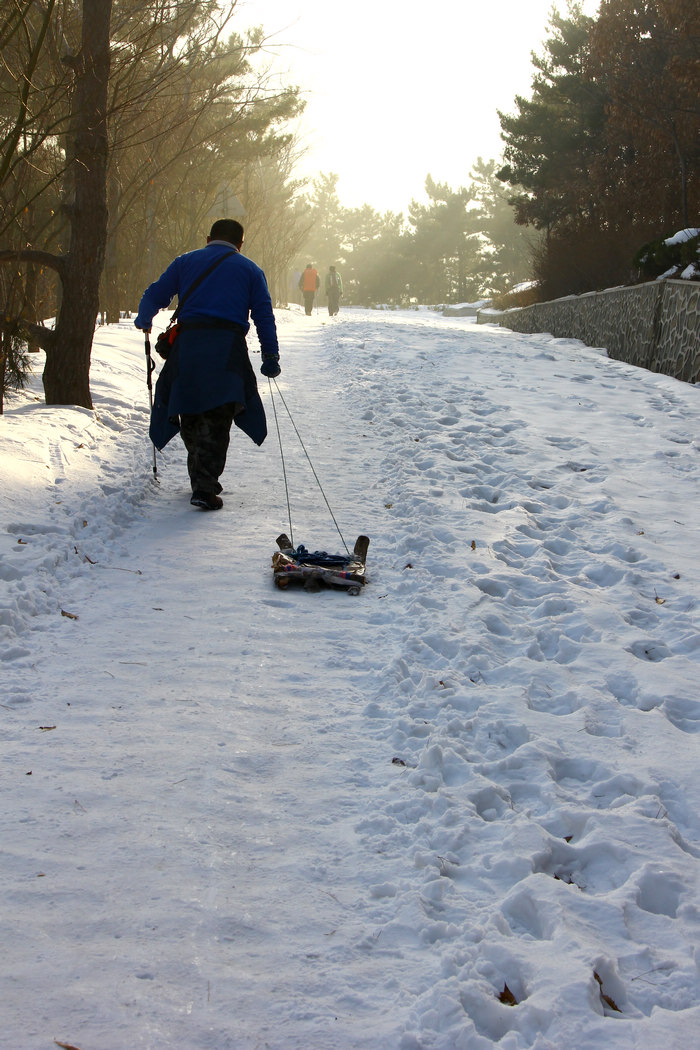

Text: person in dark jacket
xmin=325 ymin=265 xmax=342 ymax=315
xmin=134 ymin=219 xmax=280 ymax=510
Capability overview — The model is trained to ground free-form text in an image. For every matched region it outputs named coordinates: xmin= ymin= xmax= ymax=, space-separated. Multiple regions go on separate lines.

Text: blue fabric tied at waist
xmin=149 ymin=323 xmax=267 ymax=451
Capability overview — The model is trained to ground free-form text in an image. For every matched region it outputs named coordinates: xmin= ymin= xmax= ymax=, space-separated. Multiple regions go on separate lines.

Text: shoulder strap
xmin=171 ymin=251 xmax=235 ymax=321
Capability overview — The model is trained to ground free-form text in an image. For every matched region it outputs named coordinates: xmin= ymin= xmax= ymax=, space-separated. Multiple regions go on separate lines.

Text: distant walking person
xmin=134 ymin=218 xmax=281 ymax=511
xmin=299 ymin=263 xmax=319 ymax=315
xmin=325 ymin=265 xmax=343 ymax=316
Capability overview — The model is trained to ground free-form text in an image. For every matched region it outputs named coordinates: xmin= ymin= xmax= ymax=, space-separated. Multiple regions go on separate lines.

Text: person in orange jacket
xmin=298 ymin=263 xmax=320 ymax=315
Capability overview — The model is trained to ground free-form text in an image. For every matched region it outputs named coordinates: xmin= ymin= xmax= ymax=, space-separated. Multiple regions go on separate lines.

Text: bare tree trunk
xmin=0 ymin=330 xmax=6 ymax=415
xmin=42 ymin=0 xmax=112 ymax=408
xmin=103 ymin=167 xmax=121 ymax=324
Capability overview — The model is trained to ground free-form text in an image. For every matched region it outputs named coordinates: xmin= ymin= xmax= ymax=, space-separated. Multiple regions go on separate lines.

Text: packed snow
xmin=2 ymin=305 xmax=700 ymax=1050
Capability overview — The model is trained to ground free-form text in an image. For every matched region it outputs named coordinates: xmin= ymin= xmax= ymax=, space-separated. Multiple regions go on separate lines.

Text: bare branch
xmin=0 ymin=247 xmax=65 ymax=276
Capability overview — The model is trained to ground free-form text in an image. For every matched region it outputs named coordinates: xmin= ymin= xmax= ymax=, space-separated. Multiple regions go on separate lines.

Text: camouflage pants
xmin=180 ymin=402 xmax=237 ymax=493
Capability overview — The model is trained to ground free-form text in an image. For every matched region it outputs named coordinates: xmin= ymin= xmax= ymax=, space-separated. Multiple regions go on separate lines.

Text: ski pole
xmin=144 ymin=332 xmax=158 ymax=479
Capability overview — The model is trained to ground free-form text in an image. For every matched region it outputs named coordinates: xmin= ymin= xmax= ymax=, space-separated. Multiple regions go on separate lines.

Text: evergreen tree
xmin=0 ymin=0 xmax=113 ymax=407
xmin=407 ymin=176 xmax=480 ymax=303
xmin=587 ymin=0 xmax=700 ymax=228
xmin=498 ymin=4 xmax=605 ymax=235
xmin=468 ymin=157 xmax=537 ymax=295
xmin=0 ymin=1 xmax=304 ymax=403
xmin=341 ymin=210 xmax=411 ymax=306
xmin=296 ymin=173 xmax=345 ymax=275
xmin=498 ymin=0 xmax=699 ymax=297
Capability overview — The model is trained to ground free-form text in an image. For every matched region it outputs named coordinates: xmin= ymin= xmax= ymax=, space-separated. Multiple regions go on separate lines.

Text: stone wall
xmin=477 ymin=280 xmax=700 ymax=384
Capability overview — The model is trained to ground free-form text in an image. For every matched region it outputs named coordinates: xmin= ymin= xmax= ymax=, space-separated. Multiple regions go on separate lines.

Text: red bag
xmin=155 ymin=324 xmax=179 ymax=360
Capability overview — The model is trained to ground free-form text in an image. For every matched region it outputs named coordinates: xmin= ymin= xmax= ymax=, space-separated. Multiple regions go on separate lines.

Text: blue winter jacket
xmin=134 ymin=241 xmax=278 ymax=450
xmin=134 ymin=241 xmax=279 ymax=354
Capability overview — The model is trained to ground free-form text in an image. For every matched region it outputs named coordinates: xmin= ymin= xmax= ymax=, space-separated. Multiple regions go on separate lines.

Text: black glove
xmin=260 ymin=355 xmax=281 ymax=378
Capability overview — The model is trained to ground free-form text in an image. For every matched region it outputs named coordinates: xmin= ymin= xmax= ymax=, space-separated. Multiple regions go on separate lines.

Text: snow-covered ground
xmin=2 ymin=306 xmax=700 ymax=1050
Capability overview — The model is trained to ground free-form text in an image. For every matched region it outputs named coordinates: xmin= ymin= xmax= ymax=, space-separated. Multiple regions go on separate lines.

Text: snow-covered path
xmin=2 ymin=308 xmax=700 ymax=1049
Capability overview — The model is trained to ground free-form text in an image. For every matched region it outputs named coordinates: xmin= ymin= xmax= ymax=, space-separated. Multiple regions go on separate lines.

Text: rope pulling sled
xmin=267 ymin=377 xmax=369 ymax=594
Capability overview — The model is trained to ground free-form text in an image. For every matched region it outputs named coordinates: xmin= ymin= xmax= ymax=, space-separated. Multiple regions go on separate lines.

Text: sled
xmin=272 ymin=534 xmax=369 ymax=594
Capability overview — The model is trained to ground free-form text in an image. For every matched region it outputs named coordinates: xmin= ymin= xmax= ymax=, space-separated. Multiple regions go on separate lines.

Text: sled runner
xmin=272 ymin=534 xmax=369 ymax=594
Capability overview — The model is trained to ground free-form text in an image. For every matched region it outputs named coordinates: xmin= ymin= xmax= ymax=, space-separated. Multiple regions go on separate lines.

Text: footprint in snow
xmin=627 ymin=639 xmax=673 ymax=662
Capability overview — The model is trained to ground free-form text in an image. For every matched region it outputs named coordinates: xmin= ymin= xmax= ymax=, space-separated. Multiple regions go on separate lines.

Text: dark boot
xmin=190 ymin=490 xmax=224 ymax=510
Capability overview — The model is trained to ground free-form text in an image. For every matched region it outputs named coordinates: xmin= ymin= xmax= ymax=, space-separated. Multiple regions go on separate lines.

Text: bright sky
xmin=237 ymin=0 xmax=600 ymax=214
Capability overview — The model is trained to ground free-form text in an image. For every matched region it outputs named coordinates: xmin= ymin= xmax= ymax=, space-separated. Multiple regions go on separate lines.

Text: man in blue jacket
xmin=134 ymin=219 xmax=281 ymax=510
